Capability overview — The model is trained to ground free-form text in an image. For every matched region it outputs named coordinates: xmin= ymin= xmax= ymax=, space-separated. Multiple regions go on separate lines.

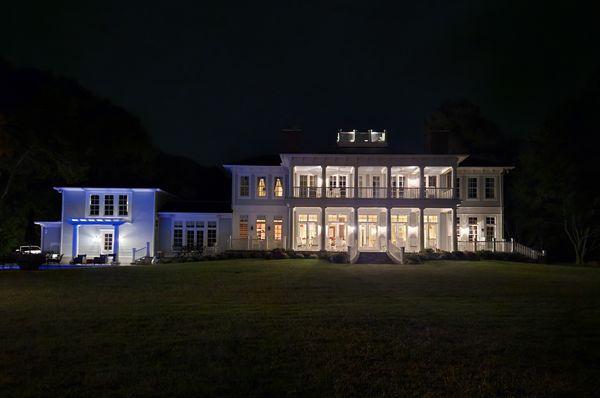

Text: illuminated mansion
xmin=35 ymin=130 xmax=513 ymax=264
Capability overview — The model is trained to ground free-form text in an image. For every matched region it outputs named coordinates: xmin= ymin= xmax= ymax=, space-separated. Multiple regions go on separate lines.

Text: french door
xmin=358 ymin=214 xmax=379 ymax=250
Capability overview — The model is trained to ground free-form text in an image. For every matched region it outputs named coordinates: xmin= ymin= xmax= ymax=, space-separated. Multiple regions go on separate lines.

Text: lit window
xmin=467 ymin=177 xmax=478 ymax=199
xmin=274 ymin=217 xmax=283 ymax=240
xmin=274 ymin=177 xmax=284 ymax=197
xmin=257 ymin=177 xmax=267 ymax=197
xmin=104 ymin=195 xmax=114 ymax=216
xmin=468 ymin=217 xmax=478 ymax=242
xmin=425 ymin=215 xmax=438 ymax=223
xmin=89 ymin=195 xmax=100 ymax=216
xmin=186 ymin=223 xmax=195 ymax=248
xmin=298 ymin=214 xmax=308 ymax=222
xmin=239 ymin=215 xmax=248 ymax=239
xmin=484 ymin=177 xmax=495 ymax=199
xmin=239 ymin=176 xmax=250 ymax=197
xmin=118 ymin=195 xmax=128 ymax=216
xmin=368 ymin=215 xmax=378 ymax=222
xmin=328 ymin=214 xmax=338 ymax=222
xmin=256 ymin=217 xmax=266 ymax=240
xmin=308 ymin=214 xmax=318 ymax=222
xmin=485 ymin=217 xmax=496 ymax=241
xmin=207 ymin=221 xmax=217 ymax=247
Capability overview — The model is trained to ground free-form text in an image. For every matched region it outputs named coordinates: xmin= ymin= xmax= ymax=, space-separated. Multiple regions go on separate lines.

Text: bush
xmin=404 ymin=253 xmax=424 ymax=264
xmin=328 ymin=252 xmax=349 ymax=263
xmin=464 ymin=251 xmax=481 ymax=261
xmin=292 ymin=253 xmax=305 ymax=259
xmin=308 ymin=254 xmax=319 ymax=259
xmin=16 ymin=254 xmax=46 ymax=271
xmin=419 ymin=248 xmax=440 ymax=260
xmin=477 ymin=250 xmax=496 ymax=260
xmin=270 ymin=248 xmax=288 ymax=260
xmin=439 ymin=251 xmax=456 ymax=260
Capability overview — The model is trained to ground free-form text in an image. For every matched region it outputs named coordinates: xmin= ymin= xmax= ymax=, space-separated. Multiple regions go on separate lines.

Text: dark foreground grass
xmin=1 ymin=260 xmax=600 ymax=397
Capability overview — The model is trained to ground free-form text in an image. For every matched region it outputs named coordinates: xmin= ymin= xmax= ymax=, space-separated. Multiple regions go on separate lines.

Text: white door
xmin=100 ymin=231 xmax=114 ymax=255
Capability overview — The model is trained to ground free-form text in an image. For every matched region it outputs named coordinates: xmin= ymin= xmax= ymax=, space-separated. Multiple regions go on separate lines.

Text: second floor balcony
xmin=290 ymin=186 xmax=457 ymax=199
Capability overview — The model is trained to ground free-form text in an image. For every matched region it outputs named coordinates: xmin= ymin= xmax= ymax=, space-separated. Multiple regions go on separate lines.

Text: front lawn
xmin=1 ymin=260 xmax=599 ymax=396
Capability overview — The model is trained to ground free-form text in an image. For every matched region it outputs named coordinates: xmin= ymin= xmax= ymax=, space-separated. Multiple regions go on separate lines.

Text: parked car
xmin=15 ymin=246 xmax=42 ymax=255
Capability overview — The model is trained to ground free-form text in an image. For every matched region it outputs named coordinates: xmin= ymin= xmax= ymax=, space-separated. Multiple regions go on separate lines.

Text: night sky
xmin=3 ymin=1 xmax=599 ymax=164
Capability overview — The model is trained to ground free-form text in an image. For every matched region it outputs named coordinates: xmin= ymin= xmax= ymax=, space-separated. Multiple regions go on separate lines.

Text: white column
xmin=386 ymin=166 xmax=391 ymax=199
xmin=451 ymin=208 xmax=458 ymax=252
xmin=321 ymin=165 xmax=326 ymax=198
xmin=320 ymin=207 xmax=326 ymax=250
xmin=452 ymin=165 xmax=458 ymax=198
xmin=354 ymin=166 xmax=359 ymax=198
xmin=386 ymin=207 xmax=391 ymax=250
xmin=419 ymin=208 xmax=425 ymax=251
xmin=419 ymin=166 xmax=425 ymax=199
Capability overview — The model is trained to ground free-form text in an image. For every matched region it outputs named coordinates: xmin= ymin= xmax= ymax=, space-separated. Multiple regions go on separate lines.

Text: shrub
xmin=439 ymin=251 xmax=456 ymax=260
xmin=292 ymin=253 xmax=305 ymax=259
xmin=271 ymin=248 xmax=287 ymax=259
xmin=404 ymin=253 xmax=424 ymax=264
xmin=328 ymin=252 xmax=349 ymax=263
xmin=451 ymin=251 xmax=467 ymax=260
xmin=464 ymin=251 xmax=481 ymax=261
xmin=317 ymin=250 xmax=329 ymax=259
xmin=477 ymin=250 xmax=495 ymax=260
xmin=308 ymin=254 xmax=319 ymax=259
xmin=16 ymin=254 xmax=46 ymax=271
xmin=419 ymin=248 xmax=440 ymax=260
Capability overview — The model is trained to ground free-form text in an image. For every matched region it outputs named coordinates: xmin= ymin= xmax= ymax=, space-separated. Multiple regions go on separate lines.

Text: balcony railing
xmin=289 ymin=186 xmax=458 ymax=199
xmin=390 ymin=187 xmax=420 ymax=199
xmin=292 ymin=186 xmax=322 ymax=198
xmin=357 ymin=187 xmax=388 ymax=198
xmin=425 ymin=187 xmax=455 ymax=199
xmin=325 ymin=187 xmax=355 ymax=198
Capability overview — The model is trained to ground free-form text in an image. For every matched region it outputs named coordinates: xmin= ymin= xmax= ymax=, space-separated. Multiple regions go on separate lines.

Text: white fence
xmin=457 ymin=239 xmax=545 ymax=261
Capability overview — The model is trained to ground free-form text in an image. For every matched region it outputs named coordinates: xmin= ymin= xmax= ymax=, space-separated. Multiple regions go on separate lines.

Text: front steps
xmin=355 ymin=252 xmax=394 ymax=264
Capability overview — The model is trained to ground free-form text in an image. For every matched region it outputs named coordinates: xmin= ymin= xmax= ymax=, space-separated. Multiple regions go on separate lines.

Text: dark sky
xmin=2 ymin=1 xmax=599 ymax=164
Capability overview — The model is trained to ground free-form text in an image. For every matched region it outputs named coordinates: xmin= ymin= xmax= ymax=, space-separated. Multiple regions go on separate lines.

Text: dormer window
xmin=104 ymin=195 xmax=114 ymax=216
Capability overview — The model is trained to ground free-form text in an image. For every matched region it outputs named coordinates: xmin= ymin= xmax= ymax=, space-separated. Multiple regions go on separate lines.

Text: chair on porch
xmin=70 ymin=254 xmax=86 ymax=265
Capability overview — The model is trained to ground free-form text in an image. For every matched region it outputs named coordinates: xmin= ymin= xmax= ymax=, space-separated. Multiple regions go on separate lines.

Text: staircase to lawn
xmin=355 ymin=252 xmax=394 ymax=264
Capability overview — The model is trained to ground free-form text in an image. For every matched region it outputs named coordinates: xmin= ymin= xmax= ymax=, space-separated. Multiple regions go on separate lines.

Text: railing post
xmin=511 ymin=238 xmax=514 ymax=253
xmin=132 ymin=248 xmax=136 ymax=262
xmin=146 ymin=241 xmax=150 ymax=257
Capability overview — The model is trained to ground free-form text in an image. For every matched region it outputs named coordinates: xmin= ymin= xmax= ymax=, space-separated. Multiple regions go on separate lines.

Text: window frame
xmin=256 ymin=176 xmax=267 ymax=198
xmin=239 ymin=175 xmax=250 ymax=198
xmin=484 ymin=177 xmax=496 ymax=200
xmin=467 ymin=177 xmax=478 ymax=200
xmin=273 ymin=176 xmax=284 ymax=198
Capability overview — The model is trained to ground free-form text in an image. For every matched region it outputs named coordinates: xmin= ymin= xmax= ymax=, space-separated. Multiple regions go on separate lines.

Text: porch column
xmin=452 ymin=165 xmax=458 ymax=198
xmin=287 ymin=205 xmax=293 ymax=250
xmin=113 ymin=224 xmax=120 ymax=263
xmin=386 ymin=207 xmax=391 ymax=249
xmin=451 ymin=208 xmax=458 ymax=252
xmin=419 ymin=207 xmax=425 ymax=251
xmin=386 ymin=166 xmax=391 ymax=199
xmin=354 ymin=165 xmax=359 ymax=198
xmin=321 ymin=207 xmax=326 ymax=250
xmin=71 ymin=224 xmax=79 ymax=258
xmin=419 ymin=165 xmax=425 ymax=199
xmin=321 ymin=164 xmax=326 ymax=198
xmin=354 ymin=207 xmax=359 ymax=248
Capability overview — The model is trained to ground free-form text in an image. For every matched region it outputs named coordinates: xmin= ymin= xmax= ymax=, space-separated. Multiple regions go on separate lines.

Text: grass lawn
xmin=1 ymin=260 xmax=600 ymax=397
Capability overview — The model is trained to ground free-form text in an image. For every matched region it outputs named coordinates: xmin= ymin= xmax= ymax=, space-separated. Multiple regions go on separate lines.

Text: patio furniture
xmin=70 ymin=254 xmax=86 ymax=265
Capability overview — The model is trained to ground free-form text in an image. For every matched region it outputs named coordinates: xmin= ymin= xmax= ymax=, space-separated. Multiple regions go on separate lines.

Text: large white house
xmin=36 ymin=130 xmax=530 ymax=264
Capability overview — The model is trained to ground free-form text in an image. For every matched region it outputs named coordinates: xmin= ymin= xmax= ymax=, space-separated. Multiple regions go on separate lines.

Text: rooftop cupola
xmin=336 ymin=129 xmax=388 ymax=147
